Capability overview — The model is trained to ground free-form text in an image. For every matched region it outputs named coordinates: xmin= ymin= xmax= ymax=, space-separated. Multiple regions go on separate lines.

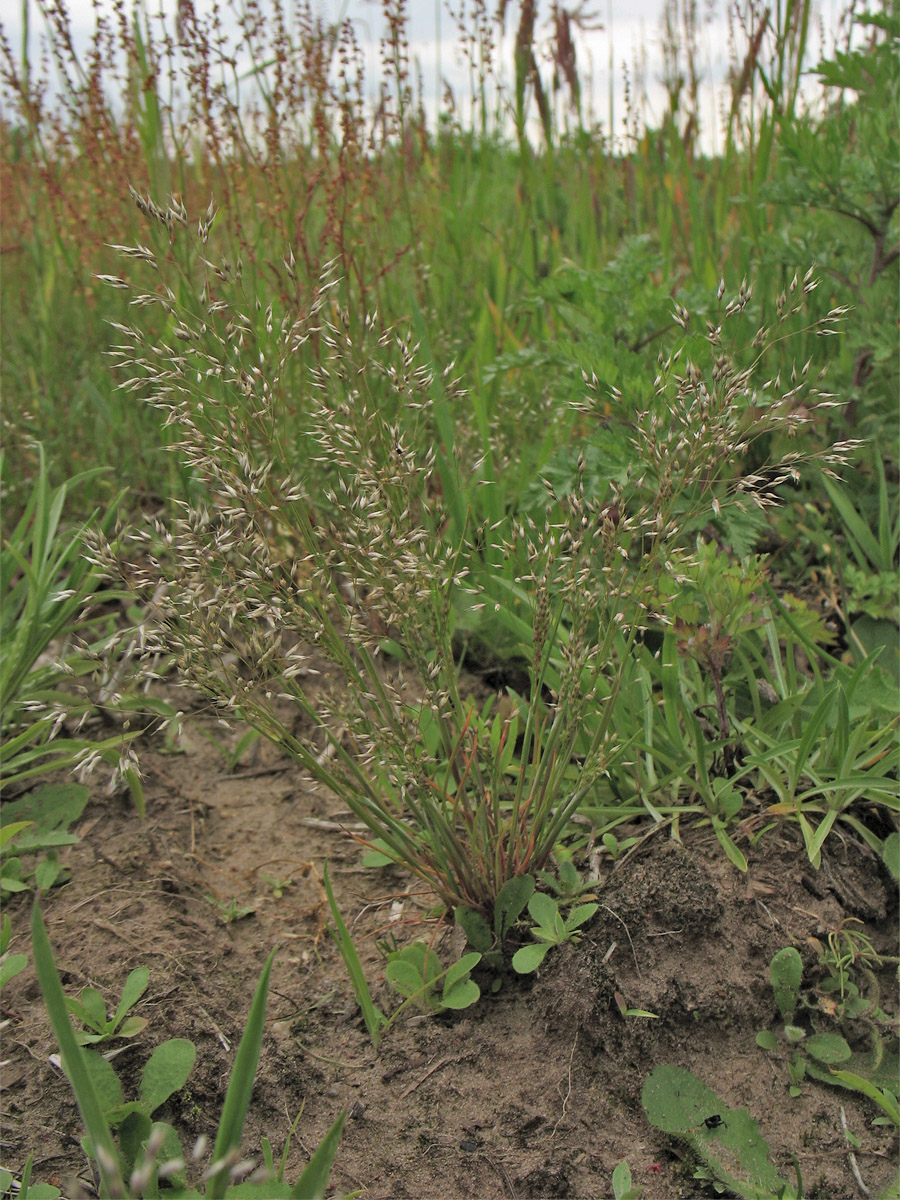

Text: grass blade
xmin=289 ymin=1110 xmax=346 ymax=1199
xmin=323 ymin=861 xmax=385 ymax=1047
xmin=821 ymin=475 xmax=884 ymax=571
xmin=207 ymin=947 xmax=276 ymax=1199
xmin=30 ymin=901 xmax=125 ymax=1197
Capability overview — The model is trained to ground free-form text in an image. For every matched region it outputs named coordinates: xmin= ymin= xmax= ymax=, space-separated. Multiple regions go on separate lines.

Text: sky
xmin=4 ymin=0 xmax=849 ymax=154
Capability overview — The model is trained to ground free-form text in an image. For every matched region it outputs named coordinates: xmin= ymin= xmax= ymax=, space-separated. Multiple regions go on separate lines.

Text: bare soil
xmin=2 ymin=685 xmax=898 ymax=1200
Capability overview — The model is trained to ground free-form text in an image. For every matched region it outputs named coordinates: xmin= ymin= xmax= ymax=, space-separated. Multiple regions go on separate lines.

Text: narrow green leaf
xmin=113 ymin=967 xmax=150 ymax=1028
xmin=30 ymin=901 xmax=124 ymax=1196
xmin=207 ymin=948 xmax=276 ymax=1200
xmin=790 ymin=687 xmax=834 ymax=794
xmin=323 ymin=862 xmax=385 ymax=1045
xmin=290 ymin=1110 xmax=346 ymax=1200
xmin=712 ymin=818 xmax=749 ymax=872
xmin=821 ymin=476 xmax=884 ymax=570
xmin=828 ymin=1071 xmax=900 ymax=1125
xmin=806 ymin=810 xmax=839 ymax=863
xmin=882 ymin=832 xmax=900 ymax=883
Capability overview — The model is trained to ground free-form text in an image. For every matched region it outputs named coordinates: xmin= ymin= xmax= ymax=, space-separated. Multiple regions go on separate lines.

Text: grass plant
xmin=0 ymin=444 xmax=142 ymax=800
xmin=1 ymin=782 xmax=90 ymax=899
xmin=3 ymin=0 xmax=886 ymax=522
xmin=1 ymin=0 xmax=897 ymax=1190
xmin=94 ymin=200 xmax=856 ymax=915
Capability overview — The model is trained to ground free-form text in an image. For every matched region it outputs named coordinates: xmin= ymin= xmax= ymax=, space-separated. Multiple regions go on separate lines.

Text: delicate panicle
xmin=95 ymin=216 xmax=850 ymax=911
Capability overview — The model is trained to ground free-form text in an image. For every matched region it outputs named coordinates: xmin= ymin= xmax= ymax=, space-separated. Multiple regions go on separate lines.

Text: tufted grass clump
xmin=96 ymin=194 xmax=855 ymax=915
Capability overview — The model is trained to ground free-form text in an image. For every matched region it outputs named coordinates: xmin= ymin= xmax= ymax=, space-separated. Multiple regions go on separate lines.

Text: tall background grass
xmin=3 ymin=0 xmax=892 ymax=510
xmin=1 ymin=0 xmax=897 ymax=864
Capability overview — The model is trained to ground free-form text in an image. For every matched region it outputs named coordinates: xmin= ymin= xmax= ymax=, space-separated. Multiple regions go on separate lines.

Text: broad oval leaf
xmin=512 ymin=942 xmax=551 ymax=974
xmin=440 ymin=978 xmax=480 ymax=1010
xmin=78 ymin=1047 xmax=125 ymax=1114
xmin=494 ymin=874 xmax=535 ymax=942
xmin=140 ymin=1037 xmax=197 ymax=1115
xmin=526 ymin=891 xmax=559 ymax=931
xmin=805 ymin=1033 xmax=852 ymax=1065
xmin=455 ymin=906 xmax=492 ymax=953
xmin=385 ymin=961 xmax=437 ymax=1006
xmin=443 ymin=952 xmax=481 ymax=993
xmin=770 ymin=946 xmax=802 ymax=1021
xmin=77 ymin=988 xmax=109 ymax=1031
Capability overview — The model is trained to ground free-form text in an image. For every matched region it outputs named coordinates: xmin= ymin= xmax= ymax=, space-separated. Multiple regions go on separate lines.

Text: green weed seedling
xmin=0 ymin=445 xmax=142 ymax=803
xmin=74 ymin=1036 xmax=197 ymax=1181
xmin=0 ymin=783 xmax=90 ymax=900
xmin=261 ymin=875 xmax=293 ymax=899
xmin=456 ymin=870 xmax=597 ymax=978
xmin=611 ymin=1159 xmax=642 ymax=1200
xmin=600 ymin=832 xmax=640 ymax=863
xmin=613 ymin=991 xmax=659 ymax=1020
xmin=32 ymin=902 xmax=345 ymax=1197
xmin=325 ymin=862 xmax=481 ymax=1047
xmin=813 ymin=917 xmax=898 ymax=1009
xmin=535 ymin=856 xmax=598 ymax=903
xmin=198 ymin=725 xmax=262 ymax=773
xmin=384 ymin=941 xmax=481 ymax=1014
xmin=65 ymin=966 xmax=151 ymax=1046
xmin=642 ymin=1064 xmax=799 ymax=1199
xmin=757 ymin=944 xmax=900 ymax=1123
xmin=511 ymin=891 xmax=598 ymax=975
xmin=456 ymin=873 xmax=535 ymax=975
xmin=206 ymin=896 xmax=255 ymax=925
xmin=0 ymin=1155 xmax=63 ymax=1200
xmin=757 ymin=945 xmax=853 ymax=1098
xmin=0 ymin=819 xmax=34 ymax=899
